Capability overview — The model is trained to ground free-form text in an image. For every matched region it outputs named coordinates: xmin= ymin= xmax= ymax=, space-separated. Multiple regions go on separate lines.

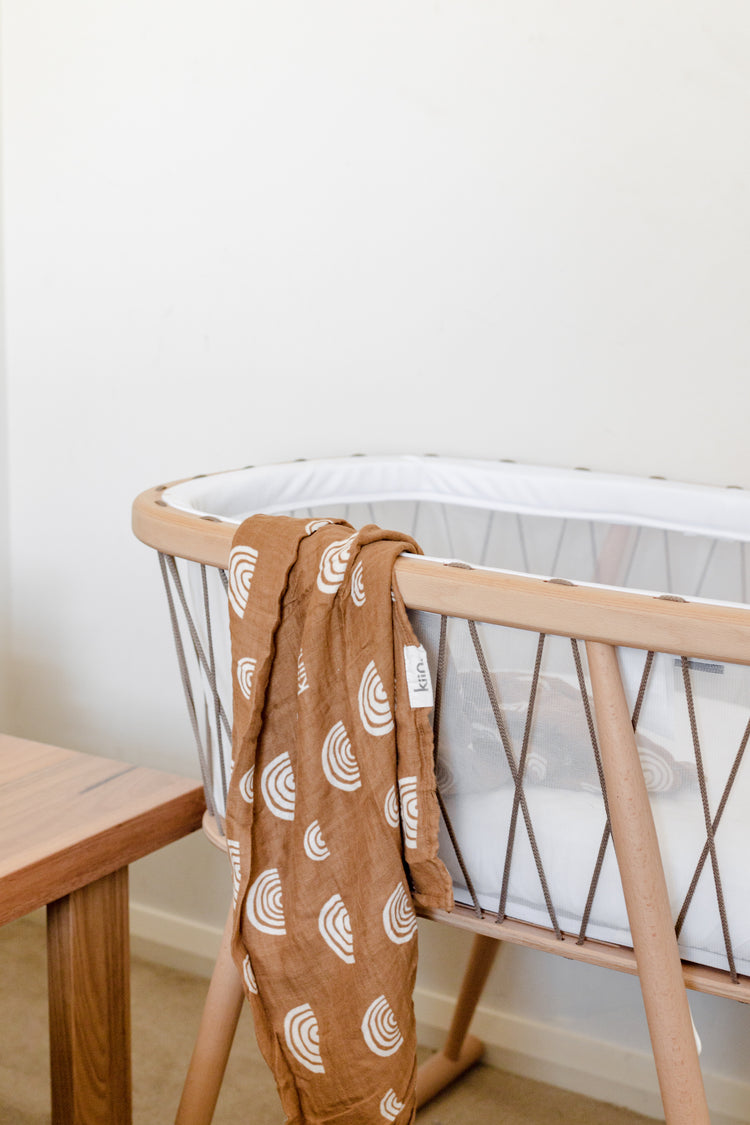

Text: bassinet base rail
xmin=418 ymin=902 xmax=750 ymax=1007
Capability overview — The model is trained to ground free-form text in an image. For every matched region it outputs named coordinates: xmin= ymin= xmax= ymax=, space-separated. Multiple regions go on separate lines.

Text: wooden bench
xmin=0 ymin=734 xmax=205 ymax=1125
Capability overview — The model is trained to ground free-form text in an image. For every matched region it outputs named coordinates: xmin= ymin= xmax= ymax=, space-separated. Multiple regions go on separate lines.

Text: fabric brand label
xmin=674 ymin=657 xmax=724 ymax=676
xmin=403 ymin=645 xmax=434 ymax=709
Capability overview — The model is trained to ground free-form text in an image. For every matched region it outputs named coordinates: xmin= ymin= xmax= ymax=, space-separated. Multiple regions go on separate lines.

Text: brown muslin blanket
xmin=224 ymin=515 xmax=453 ymax=1124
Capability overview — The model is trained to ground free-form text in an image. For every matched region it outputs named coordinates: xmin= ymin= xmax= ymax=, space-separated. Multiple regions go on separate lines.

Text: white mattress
xmin=442 ymin=785 xmax=750 ymax=976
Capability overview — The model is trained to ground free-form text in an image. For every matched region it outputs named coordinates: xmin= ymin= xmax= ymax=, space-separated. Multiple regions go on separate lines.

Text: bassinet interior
xmin=148 ymin=455 xmax=750 ymax=984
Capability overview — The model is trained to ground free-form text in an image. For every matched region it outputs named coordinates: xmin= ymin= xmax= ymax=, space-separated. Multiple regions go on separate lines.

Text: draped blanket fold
xmin=225 ymin=515 xmax=453 ymax=1125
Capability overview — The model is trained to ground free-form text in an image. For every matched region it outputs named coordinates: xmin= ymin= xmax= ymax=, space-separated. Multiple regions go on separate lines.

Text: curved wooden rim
xmin=132 ymin=484 xmax=750 ymax=665
xmin=133 ymin=483 xmax=235 ymax=568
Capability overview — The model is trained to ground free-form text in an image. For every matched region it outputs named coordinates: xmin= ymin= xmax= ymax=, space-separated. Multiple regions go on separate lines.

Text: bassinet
xmin=133 ymin=454 xmax=750 ymax=1124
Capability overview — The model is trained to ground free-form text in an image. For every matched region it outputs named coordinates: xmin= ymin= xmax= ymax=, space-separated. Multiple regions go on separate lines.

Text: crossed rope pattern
xmin=431 ymin=580 xmax=749 ymax=981
xmin=158 ymin=552 xmax=231 ymax=832
xmin=156 ymin=548 xmax=750 ymax=980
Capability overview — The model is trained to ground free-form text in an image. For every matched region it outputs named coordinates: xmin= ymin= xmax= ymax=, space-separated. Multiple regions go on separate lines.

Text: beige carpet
xmin=0 ymin=916 xmax=657 ymax=1124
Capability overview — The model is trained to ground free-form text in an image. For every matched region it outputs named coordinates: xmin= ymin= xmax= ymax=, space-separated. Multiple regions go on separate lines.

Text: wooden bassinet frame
xmin=133 ymin=480 xmax=750 ymax=1124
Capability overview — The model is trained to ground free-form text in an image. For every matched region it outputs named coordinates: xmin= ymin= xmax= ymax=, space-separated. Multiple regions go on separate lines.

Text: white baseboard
xmin=129 ymin=901 xmax=222 ymax=979
xmin=128 ymin=900 xmax=749 ymax=1125
xmin=415 ymin=988 xmax=746 ymax=1125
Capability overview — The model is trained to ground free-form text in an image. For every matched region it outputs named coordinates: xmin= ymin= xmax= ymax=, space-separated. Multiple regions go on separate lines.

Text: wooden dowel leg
xmin=586 ymin=641 xmax=710 ymax=1125
xmin=175 ymin=905 xmax=245 ymax=1125
xmin=416 ymin=933 xmax=500 ymax=1107
xmin=442 ymin=933 xmax=500 ymax=1060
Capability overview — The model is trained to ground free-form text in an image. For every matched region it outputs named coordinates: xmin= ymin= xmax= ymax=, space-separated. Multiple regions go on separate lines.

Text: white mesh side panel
xmin=410 ymin=608 xmax=750 ymax=976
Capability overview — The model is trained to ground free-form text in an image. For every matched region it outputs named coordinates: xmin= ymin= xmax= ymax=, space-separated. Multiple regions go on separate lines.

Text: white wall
xmin=4 ymin=2 xmax=750 ymax=1118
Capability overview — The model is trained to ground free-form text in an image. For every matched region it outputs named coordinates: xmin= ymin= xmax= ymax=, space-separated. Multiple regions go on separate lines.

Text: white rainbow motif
xmin=228 ymin=545 xmax=259 ymax=617
xmin=284 ymin=1004 xmax=325 ymax=1074
xmin=358 ymin=661 xmax=394 ymax=737
xmin=303 ymin=820 xmax=330 ymax=862
xmin=242 ymin=954 xmax=258 ymax=995
xmin=361 ymin=995 xmax=404 ymax=1058
xmin=305 ymin=518 xmax=334 ymax=535
xmin=297 ymin=651 xmax=309 ymax=695
xmin=321 ymin=721 xmax=361 ymax=791
xmin=246 ymin=868 xmax=286 ymax=936
xmin=525 ymin=751 xmax=547 ymax=783
xmin=318 ymin=894 xmax=355 ymax=964
xmin=398 ymin=776 xmax=418 ymax=849
xmin=380 ymin=1089 xmax=405 ymax=1122
xmin=351 ymin=560 xmax=366 ymax=606
xmin=317 ymin=534 xmax=356 ymax=595
xmin=382 ymin=884 xmax=417 ymax=945
xmin=639 ymin=746 xmax=675 ymax=792
xmin=260 ymin=752 xmax=296 ymax=821
xmin=226 ymin=839 xmax=242 ymax=907
xmin=239 ymin=766 xmax=254 ymax=804
xmin=236 ymin=657 xmax=256 ymax=700
xmin=384 ymin=785 xmax=400 ymax=829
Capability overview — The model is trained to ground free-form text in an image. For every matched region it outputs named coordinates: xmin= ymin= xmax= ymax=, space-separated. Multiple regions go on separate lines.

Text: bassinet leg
xmin=416 ymin=932 xmax=500 ymax=1108
xmin=587 ymin=642 xmax=711 ymax=1125
xmin=175 ymin=905 xmax=245 ymax=1125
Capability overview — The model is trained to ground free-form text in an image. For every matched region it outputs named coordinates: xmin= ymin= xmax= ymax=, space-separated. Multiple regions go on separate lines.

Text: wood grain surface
xmin=1 ymin=735 xmax=206 ymax=1125
xmin=0 ymin=735 xmax=205 ymax=926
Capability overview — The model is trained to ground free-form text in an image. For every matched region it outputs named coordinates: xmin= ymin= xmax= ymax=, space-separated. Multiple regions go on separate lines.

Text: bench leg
xmin=416 ymin=932 xmax=500 ymax=1107
xmin=175 ymin=905 xmax=245 ymax=1125
xmin=47 ymin=866 xmax=132 ymax=1125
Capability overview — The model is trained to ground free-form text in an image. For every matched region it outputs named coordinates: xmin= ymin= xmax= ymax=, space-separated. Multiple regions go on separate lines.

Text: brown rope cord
xmin=431 ymin=613 xmax=448 ymax=766
xmin=679 ymin=653 xmax=738 ymax=982
xmin=201 ymin=564 xmax=230 ymax=811
xmin=653 ymin=594 xmax=738 ymax=977
xmin=432 ymin=606 xmax=483 ymax=918
xmin=165 ymin=555 xmax=232 ymax=741
xmin=497 ymin=631 xmax=546 ymax=921
xmin=575 ymin=648 xmax=655 ymax=945
xmin=577 ymin=830 xmax=610 ymax=947
xmin=570 ymin=636 xmax=610 ymax=944
xmin=158 ymin=553 xmax=219 ymax=826
xmin=675 ymin=715 xmax=750 ymax=950
xmin=570 ymin=638 xmax=608 ymax=816
xmin=465 ymin=618 xmax=562 ymax=939
xmin=631 ymin=650 xmax=655 ymax=731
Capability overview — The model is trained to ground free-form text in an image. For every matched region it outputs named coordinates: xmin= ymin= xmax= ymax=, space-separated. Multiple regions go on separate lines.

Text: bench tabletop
xmin=0 ymin=735 xmax=205 ymax=924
